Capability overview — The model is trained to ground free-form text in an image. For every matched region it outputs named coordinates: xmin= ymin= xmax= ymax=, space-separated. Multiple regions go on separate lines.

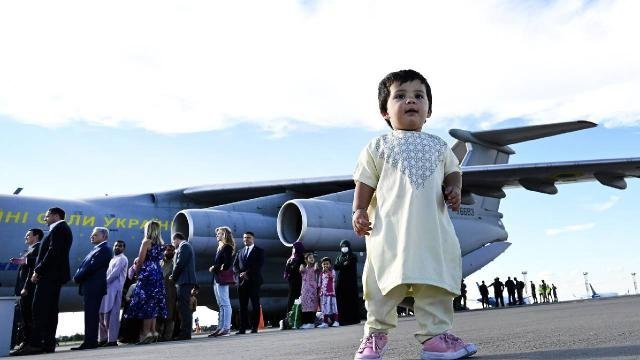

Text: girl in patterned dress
xmin=298 ymin=253 xmax=320 ymax=329
xmin=317 ymin=257 xmax=339 ymax=328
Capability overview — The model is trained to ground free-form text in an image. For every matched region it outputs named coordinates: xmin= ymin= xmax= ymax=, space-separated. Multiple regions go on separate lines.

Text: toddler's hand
xmin=352 ymin=209 xmax=372 ymax=236
xmin=444 ymin=186 xmax=461 ymax=211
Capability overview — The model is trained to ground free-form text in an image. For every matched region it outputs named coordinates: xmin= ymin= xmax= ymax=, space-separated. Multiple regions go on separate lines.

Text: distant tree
xmin=58 ymin=333 xmax=84 ymax=343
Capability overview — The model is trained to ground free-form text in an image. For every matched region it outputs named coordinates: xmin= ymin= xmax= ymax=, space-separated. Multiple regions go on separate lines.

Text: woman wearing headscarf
xmin=283 ymin=240 xmax=305 ymax=312
xmin=333 ymin=240 xmax=360 ymax=325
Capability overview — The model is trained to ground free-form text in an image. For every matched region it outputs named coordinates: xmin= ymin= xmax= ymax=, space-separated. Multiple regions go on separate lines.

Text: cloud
xmin=545 ymin=222 xmax=596 ymax=236
xmin=585 ymin=195 xmax=621 ymax=211
xmin=1 ymin=0 xmax=639 ymax=135
xmin=536 ymin=271 xmax=555 ymax=280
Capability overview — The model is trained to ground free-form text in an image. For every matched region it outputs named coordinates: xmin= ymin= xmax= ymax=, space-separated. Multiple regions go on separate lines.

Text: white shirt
xmin=49 ymin=219 xmax=65 ymax=231
xmin=94 ymin=240 xmax=107 ymax=249
xmin=244 ymin=244 xmax=254 ymax=258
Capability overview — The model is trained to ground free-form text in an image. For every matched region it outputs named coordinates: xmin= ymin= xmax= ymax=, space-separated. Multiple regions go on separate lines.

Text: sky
xmin=1 ymin=0 xmax=639 ymax=334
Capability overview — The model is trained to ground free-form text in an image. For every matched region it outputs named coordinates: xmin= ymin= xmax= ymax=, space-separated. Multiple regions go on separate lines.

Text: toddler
xmin=352 ymin=69 xmax=477 ymax=359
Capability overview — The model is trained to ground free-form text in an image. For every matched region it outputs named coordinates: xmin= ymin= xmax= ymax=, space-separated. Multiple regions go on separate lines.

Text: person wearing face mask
xmin=333 ymin=240 xmax=360 ymax=326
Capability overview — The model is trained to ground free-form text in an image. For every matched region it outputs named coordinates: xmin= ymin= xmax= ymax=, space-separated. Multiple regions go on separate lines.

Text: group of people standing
xmin=476 ymin=277 xmax=559 ymax=308
xmin=10 ymin=207 xmax=73 ymax=356
xmin=8 ymin=205 xmax=268 ymax=356
xmin=283 ymin=239 xmax=361 ymax=329
xmin=530 ymin=280 xmax=558 ymax=304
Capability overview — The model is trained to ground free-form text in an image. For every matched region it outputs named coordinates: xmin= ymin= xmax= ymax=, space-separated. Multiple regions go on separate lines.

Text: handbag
xmin=215 ymin=268 xmax=237 ymax=285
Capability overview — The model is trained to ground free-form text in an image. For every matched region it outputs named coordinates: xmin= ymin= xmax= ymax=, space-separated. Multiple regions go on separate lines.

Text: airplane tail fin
xmin=449 ymin=120 xmax=596 ymax=166
xmin=449 ymin=120 xmax=596 ymax=209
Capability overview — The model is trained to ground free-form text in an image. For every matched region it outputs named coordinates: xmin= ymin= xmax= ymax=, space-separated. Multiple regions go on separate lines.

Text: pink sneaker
xmin=354 ymin=333 xmax=388 ymax=360
xmin=421 ymin=332 xmax=477 ymax=359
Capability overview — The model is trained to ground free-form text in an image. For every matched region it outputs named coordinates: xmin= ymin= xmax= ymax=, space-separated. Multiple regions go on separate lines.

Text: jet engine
xmin=172 ymin=209 xmax=285 ymax=256
xmin=277 ymin=199 xmax=365 ymax=251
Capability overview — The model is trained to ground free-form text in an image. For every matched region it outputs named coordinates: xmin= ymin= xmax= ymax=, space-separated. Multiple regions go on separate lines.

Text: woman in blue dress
xmin=126 ymin=220 xmax=168 ymax=344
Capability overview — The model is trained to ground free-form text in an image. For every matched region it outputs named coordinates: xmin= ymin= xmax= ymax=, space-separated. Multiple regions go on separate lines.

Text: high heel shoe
xmin=153 ymin=332 xmax=160 ymax=343
xmin=136 ymin=332 xmax=154 ymax=345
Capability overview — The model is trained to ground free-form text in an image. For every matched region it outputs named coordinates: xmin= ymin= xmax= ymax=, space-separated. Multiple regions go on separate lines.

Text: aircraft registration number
xmin=457 ymin=207 xmax=475 ymax=216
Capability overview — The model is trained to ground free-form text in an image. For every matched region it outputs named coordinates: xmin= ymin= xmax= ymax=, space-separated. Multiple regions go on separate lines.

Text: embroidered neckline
xmin=374 ymin=132 xmax=446 ymax=189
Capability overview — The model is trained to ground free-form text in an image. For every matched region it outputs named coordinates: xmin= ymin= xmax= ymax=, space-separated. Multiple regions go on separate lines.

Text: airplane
xmin=587 ymin=283 xmax=619 ymax=299
xmin=1 ymin=120 xmax=638 ymax=325
xmin=475 ymin=295 xmax=532 ymax=308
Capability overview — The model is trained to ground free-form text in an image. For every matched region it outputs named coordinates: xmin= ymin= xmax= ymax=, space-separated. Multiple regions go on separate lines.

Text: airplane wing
xmin=180 ymin=176 xmax=353 ymax=205
xmin=462 ymin=158 xmax=640 ymax=198
xmin=176 ymin=157 xmax=640 ymax=204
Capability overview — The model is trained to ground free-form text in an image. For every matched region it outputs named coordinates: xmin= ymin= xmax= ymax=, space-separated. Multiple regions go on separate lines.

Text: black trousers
xmin=481 ymin=294 xmax=489 ymax=307
xmin=82 ymin=293 xmax=102 ymax=346
xmin=286 ymin=277 xmax=302 ymax=311
xmin=177 ymin=284 xmax=193 ymax=338
xmin=302 ymin=311 xmax=316 ymax=324
xmin=494 ymin=291 xmax=504 ymax=307
xmin=238 ymin=282 xmax=261 ymax=331
xmin=30 ymin=280 xmax=62 ymax=350
xmin=19 ymin=292 xmax=34 ymax=343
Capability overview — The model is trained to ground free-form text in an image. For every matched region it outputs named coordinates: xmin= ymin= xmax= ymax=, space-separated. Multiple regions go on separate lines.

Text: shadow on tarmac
xmin=480 ymin=344 xmax=640 ymax=359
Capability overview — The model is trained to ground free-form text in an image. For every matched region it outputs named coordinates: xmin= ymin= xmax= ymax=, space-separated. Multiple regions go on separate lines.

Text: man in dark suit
xmin=488 ymin=277 xmax=505 ymax=307
xmin=71 ymin=227 xmax=113 ymax=350
xmin=476 ymin=281 xmax=489 ymax=309
xmin=169 ymin=232 xmax=197 ymax=340
xmin=9 ymin=228 xmax=43 ymax=350
xmin=233 ymin=231 xmax=264 ymax=334
xmin=505 ymin=276 xmax=516 ymax=305
xmin=11 ymin=207 xmax=72 ymax=356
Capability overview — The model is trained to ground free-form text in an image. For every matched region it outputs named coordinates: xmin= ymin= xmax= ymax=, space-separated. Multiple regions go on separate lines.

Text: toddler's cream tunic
xmin=354 ymin=130 xmax=462 ymax=296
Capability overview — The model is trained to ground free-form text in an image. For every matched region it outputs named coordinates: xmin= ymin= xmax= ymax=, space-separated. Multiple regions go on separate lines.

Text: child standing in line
xmin=299 ymin=253 xmax=320 ymax=329
xmin=352 ymin=69 xmax=477 ymax=360
xmin=317 ymin=257 xmax=339 ymax=328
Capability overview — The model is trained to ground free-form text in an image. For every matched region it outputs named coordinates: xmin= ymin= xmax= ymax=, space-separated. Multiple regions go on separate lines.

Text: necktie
xmin=243 ymin=247 xmax=249 ymax=262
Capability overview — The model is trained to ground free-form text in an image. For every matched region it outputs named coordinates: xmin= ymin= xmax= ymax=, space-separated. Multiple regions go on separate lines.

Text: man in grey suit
xmin=169 ymin=232 xmax=196 ymax=340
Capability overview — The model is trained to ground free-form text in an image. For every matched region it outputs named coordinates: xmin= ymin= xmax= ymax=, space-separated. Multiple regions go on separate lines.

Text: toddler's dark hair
xmin=378 ymin=69 xmax=432 ymax=129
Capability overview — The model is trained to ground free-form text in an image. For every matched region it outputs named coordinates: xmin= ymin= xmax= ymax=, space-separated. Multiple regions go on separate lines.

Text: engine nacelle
xmin=277 ymin=199 xmax=365 ymax=251
xmin=172 ymin=209 xmax=286 ymax=256
xmin=454 ymin=217 xmax=508 ymax=256
xmin=462 ymin=241 xmax=510 ymax=277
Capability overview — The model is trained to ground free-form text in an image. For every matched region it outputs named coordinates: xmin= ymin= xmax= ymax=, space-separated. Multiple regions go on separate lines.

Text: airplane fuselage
xmin=0 ymin=190 xmax=510 ymax=316
xmin=0 ymin=193 xmax=319 ymax=316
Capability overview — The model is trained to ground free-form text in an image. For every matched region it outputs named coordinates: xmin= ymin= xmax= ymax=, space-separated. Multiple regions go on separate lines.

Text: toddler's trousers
xmin=363 ymin=259 xmax=455 ymax=343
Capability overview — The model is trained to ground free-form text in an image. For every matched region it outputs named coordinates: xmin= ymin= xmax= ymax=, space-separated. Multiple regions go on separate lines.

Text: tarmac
xmin=17 ymin=295 xmax=640 ymax=359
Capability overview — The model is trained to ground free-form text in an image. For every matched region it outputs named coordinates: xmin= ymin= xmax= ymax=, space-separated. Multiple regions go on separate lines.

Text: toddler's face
xmin=322 ymin=261 xmax=331 ymax=271
xmin=383 ymin=80 xmax=430 ymax=131
xmin=307 ymin=255 xmax=315 ymax=264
